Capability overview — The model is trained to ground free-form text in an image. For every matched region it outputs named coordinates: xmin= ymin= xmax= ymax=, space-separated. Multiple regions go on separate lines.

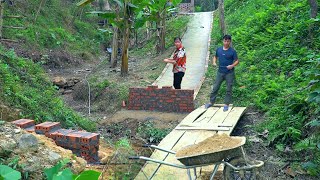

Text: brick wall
xmin=12 ymin=119 xmax=100 ymax=163
xmin=128 ymin=85 xmax=194 ymax=113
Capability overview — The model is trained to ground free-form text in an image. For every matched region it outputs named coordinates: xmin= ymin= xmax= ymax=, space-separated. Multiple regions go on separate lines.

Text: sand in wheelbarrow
xmin=176 ymin=134 xmax=243 ymax=158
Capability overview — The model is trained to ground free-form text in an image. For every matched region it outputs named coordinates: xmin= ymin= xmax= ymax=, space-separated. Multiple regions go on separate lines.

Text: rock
xmin=0 ymin=139 xmax=17 ymax=155
xmin=63 ymin=90 xmax=73 ymax=95
xmin=248 ymin=135 xmax=262 ymax=143
xmin=14 ymin=129 xmax=21 ymax=134
xmin=48 ymin=151 xmax=61 ymax=163
xmin=71 ymin=157 xmax=87 ymax=174
xmin=53 ymin=76 xmax=67 ymax=87
xmin=18 ymin=134 xmax=38 ymax=150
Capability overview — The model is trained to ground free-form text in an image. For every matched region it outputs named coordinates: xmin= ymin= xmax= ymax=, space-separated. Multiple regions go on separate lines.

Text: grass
xmin=4 ymin=0 xmax=109 ymax=59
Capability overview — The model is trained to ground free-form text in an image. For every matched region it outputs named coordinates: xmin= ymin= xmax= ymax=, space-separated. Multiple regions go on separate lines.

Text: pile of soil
xmin=176 ymin=134 xmax=244 ymax=157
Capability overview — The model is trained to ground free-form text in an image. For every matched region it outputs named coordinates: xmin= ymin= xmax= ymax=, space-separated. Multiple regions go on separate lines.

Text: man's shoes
xmin=223 ymin=105 xmax=229 ymax=112
xmin=205 ymin=103 xmax=212 ymax=109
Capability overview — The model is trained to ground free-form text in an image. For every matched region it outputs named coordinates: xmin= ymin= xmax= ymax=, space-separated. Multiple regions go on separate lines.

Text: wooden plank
xmin=179 ymin=122 xmax=231 ymax=127
xmin=218 ymin=107 xmax=246 ymax=135
xmin=175 ymin=126 xmax=229 ymax=131
xmin=212 ymin=104 xmax=233 ymax=107
xmin=135 ymin=130 xmax=186 ymax=179
xmin=193 ymin=107 xmax=219 ymax=123
xmin=208 ymin=106 xmax=232 ymax=124
xmin=179 ymin=106 xmax=206 ymax=124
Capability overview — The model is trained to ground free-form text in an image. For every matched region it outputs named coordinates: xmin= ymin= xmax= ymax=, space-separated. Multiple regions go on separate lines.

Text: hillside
xmin=196 ymin=0 xmax=320 ymax=177
xmin=3 ymin=0 xmax=106 ymax=67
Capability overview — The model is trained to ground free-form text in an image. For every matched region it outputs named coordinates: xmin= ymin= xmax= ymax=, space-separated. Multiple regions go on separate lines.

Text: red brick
xmin=162 ymin=86 xmax=172 ymax=89
xmin=147 ymin=85 xmax=158 ymax=89
xmin=35 ymin=122 xmax=61 ymax=135
xmin=12 ymin=119 xmax=35 ymax=129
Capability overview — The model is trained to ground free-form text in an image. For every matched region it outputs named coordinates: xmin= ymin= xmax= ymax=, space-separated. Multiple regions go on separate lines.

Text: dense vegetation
xmin=208 ymin=0 xmax=319 ymax=176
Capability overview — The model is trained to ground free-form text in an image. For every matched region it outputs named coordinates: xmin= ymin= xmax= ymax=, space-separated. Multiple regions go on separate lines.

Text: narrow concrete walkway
xmin=153 ymin=12 xmax=213 ymax=96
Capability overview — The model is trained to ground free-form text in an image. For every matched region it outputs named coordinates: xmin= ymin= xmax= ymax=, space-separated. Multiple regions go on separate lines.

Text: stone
xmin=18 ymin=134 xmax=39 ymax=150
xmin=14 ymin=129 xmax=21 ymax=134
xmin=48 ymin=151 xmax=61 ymax=163
xmin=53 ymin=76 xmax=67 ymax=87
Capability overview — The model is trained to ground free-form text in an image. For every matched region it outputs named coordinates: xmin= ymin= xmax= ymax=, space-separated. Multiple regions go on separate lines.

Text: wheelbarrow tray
xmin=176 ymin=136 xmax=246 ymax=166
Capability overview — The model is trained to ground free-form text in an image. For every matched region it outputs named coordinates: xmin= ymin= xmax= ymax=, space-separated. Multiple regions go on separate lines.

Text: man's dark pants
xmin=210 ymin=71 xmax=235 ymax=105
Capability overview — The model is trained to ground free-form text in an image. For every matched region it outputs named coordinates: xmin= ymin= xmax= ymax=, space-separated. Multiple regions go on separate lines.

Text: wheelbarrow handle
xmin=129 ymin=156 xmax=140 ymax=160
xmin=129 ymin=156 xmax=190 ymax=169
xmin=142 ymin=144 xmax=176 ymax=154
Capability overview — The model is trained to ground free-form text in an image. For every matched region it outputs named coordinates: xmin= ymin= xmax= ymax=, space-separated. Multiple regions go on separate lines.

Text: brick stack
xmin=12 ymin=119 xmax=35 ymax=133
xmin=128 ymin=85 xmax=194 ymax=113
xmin=11 ymin=119 xmax=100 ymax=163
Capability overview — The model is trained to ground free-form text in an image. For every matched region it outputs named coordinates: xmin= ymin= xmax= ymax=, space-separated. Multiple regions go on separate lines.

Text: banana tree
xmin=147 ymin=0 xmax=182 ymax=53
xmin=78 ymin=0 xmax=149 ymax=76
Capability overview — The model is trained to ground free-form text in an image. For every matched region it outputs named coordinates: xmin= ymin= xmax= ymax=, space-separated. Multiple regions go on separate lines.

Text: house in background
xmin=179 ymin=0 xmax=195 ymax=13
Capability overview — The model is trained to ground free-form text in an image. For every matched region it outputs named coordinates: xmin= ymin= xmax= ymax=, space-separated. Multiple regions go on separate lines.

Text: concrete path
xmin=153 ymin=12 xmax=213 ymax=97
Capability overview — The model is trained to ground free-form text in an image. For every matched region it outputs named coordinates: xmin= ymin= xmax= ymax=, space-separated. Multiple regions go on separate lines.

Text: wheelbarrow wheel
xmin=223 ymin=156 xmax=262 ymax=180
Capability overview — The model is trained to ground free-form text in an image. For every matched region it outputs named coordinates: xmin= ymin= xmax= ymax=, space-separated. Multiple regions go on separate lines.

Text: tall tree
xmin=78 ymin=0 xmax=149 ymax=76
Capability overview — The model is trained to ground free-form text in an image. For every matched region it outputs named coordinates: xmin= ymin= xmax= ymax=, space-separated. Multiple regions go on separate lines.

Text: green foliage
xmin=0 ymin=165 xmax=21 ymax=180
xmin=137 ymin=121 xmax=171 ymax=143
xmin=115 ymin=137 xmax=132 ymax=149
xmin=44 ymin=159 xmax=101 ymax=180
xmin=0 ymin=47 xmax=95 ymax=131
xmin=208 ymin=0 xmax=320 ymax=176
xmin=132 ymin=15 xmax=190 ymax=56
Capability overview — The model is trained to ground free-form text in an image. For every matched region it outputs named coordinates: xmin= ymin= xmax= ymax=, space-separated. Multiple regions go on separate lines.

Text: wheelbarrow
xmin=129 ymin=136 xmax=264 ymax=180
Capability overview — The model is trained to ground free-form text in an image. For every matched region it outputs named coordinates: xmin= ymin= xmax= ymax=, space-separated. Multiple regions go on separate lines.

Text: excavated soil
xmin=176 ymin=134 xmax=243 ymax=158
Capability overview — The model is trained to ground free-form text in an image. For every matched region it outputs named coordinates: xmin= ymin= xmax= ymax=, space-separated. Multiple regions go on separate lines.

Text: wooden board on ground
xmin=208 ymin=106 xmax=232 ymax=124
xmin=135 ymin=106 xmax=247 ymax=180
xmin=218 ymin=107 xmax=246 ymax=135
xmin=180 ymin=106 xmax=207 ymax=124
xmin=175 ymin=126 xmax=229 ymax=131
xmin=193 ymin=107 xmax=219 ymax=123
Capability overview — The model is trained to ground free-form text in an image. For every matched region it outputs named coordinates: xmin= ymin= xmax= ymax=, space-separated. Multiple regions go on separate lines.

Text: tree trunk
xmin=308 ymin=0 xmax=318 ymax=44
xmin=146 ymin=21 xmax=151 ymax=40
xmin=156 ymin=9 xmax=166 ymax=53
xmin=0 ymin=2 xmax=4 ymax=39
xmin=121 ymin=24 xmax=129 ymax=76
xmin=308 ymin=0 xmax=318 ymax=18
xmin=156 ymin=19 xmax=161 ymax=53
xmin=111 ymin=27 xmax=119 ymax=68
xmin=218 ymin=0 xmax=226 ymax=35
xmin=159 ymin=10 xmax=166 ymax=52
xmin=121 ymin=4 xmax=130 ymax=76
